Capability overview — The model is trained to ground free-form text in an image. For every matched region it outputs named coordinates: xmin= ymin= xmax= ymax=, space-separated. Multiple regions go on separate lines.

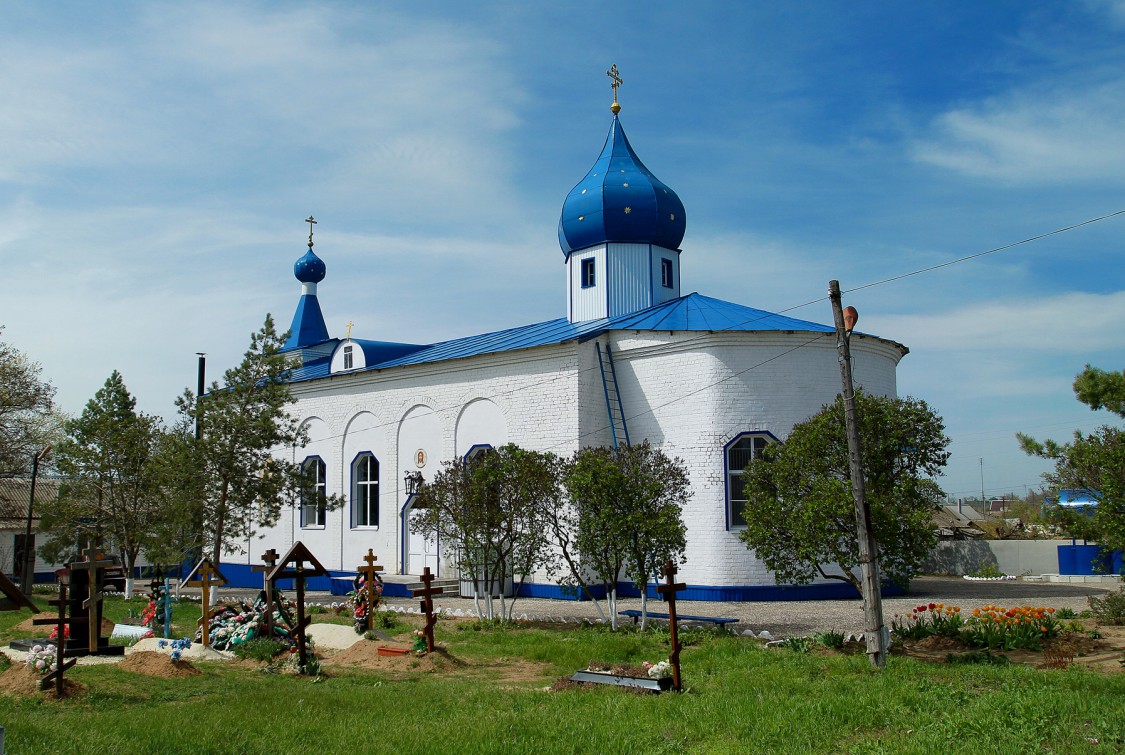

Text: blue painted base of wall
xmin=216 ymin=564 xmax=416 ymax=598
xmin=517 ymin=580 xmax=906 ymax=602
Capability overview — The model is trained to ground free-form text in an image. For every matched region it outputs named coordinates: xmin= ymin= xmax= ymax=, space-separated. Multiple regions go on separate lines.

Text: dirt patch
xmin=13 ymin=616 xmax=115 ymax=636
xmin=117 ymin=651 xmax=201 ymax=678
xmin=893 ymin=622 xmax=1125 ymax=673
xmin=324 ymin=641 xmax=462 ymax=674
xmin=0 ymin=663 xmax=87 ymax=698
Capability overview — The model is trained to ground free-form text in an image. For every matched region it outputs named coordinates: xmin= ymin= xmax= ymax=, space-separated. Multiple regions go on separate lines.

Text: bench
xmin=618 ymin=609 xmax=739 ymax=628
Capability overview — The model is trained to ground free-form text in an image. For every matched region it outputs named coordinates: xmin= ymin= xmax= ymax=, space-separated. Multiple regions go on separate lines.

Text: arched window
xmin=725 ymin=432 xmax=776 ymax=528
xmin=300 ymin=456 xmax=327 ymax=528
xmin=351 ymin=453 xmax=379 ymax=528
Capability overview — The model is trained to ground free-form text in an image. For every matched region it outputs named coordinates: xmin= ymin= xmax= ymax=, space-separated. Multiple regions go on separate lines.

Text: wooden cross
xmin=657 ymin=559 xmax=686 ymax=692
xmin=32 ymin=578 xmax=77 ymax=697
xmin=356 ymin=549 xmax=384 ymax=633
xmin=185 ymin=559 xmax=229 ymax=648
xmin=0 ymin=568 xmax=40 ymax=613
xmin=267 ymin=542 xmax=328 ymax=673
xmin=69 ymin=547 xmax=114 ymax=653
xmin=251 ymin=548 xmax=280 ymax=637
xmin=410 ymin=567 xmax=443 ymax=653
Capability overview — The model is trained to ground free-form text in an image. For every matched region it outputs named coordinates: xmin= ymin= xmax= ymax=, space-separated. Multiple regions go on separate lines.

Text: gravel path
xmin=377 ymin=576 xmax=1119 ymax=637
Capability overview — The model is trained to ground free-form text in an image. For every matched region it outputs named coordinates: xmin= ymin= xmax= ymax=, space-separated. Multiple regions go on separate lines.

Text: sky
xmin=2 ymin=1 xmax=1123 ymax=501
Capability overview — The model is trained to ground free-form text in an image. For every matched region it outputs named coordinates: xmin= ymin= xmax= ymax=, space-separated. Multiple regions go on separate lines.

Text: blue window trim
xmin=299 ymin=455 xmax=327 ymax=528
xmin=580 ymin=257 xmax=596 ymax=288
xmin=350 ymin=451 xmax=379 ymax=529
xmin=463 ymin=443 xmax=494 ymax=461
xmin=723 ymin=431 xmax=778 ymax=531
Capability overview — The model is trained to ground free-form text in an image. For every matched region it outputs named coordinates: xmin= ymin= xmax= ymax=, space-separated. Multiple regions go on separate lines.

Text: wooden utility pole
xmin=828 ymin=280 xmax=886 ymax=668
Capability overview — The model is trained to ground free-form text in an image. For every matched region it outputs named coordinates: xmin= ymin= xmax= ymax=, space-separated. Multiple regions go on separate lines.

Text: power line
xmin=276 ymin=208 xmax=1125 ymax=460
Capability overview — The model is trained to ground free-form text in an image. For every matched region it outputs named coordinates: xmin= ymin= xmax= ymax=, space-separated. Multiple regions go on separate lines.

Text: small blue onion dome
xmin=558 ymin=115 xmax=686 ymax=256
xmin=294 ymin=248 xmax=326 ymax=283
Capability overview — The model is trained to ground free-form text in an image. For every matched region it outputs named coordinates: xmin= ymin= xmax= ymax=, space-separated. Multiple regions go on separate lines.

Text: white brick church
xmin=235 ymin=91 xmax=907 ymax=601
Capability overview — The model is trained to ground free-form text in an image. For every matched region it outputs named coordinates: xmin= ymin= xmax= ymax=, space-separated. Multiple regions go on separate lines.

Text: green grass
xmin=0 ymin=606 xmax=1122 ymax=754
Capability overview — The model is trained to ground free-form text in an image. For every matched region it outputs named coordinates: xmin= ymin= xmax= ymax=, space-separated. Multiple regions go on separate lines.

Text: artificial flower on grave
xmin=412 ymin=629 xmax=428 ymax=654
xmin=642 ymin=660 xmax=673 ymax=679
xmin=48 ymin=625 xmax=70 ymax=642
xmin=349 ymin=573 xmax=385 ymax=634
xmin=26 ymin=644 xmax=58 ymax=675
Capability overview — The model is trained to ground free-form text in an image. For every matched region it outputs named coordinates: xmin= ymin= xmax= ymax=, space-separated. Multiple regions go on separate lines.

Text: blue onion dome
xmin=294 ymin=248 xmax=326 ymax=283
xmin=559 ymin=115 xmax=686 ymax=256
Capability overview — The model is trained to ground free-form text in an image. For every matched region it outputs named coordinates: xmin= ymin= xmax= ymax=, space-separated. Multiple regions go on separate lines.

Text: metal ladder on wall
xmin=596 ymin=342 xmax=630 ymax=450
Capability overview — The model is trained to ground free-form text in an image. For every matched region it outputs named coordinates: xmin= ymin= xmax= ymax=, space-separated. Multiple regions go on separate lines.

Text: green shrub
xmin=781 ymin=636 xmax=812 ymax=653
xmin=814 ymin=629 xmax=846 ymax=650
xmin=970 ymin=562 xmax=1005 ymax=579
xmin=1089 ymin=586 xmax=1125 ymax=625
xmin=305 ymin=604 xmax=327 ymax=615
xmin=1055 ymin=607 xmax=1077 ymax=620
xmin=377 ymin=612 xmax=402 ymax=631
xmin=232 ymin=637 xmax=288 ymax=662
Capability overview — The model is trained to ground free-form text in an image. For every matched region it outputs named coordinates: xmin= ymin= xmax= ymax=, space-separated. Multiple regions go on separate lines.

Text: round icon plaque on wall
xmin=415 ymin=449 xmax=427 ymax=468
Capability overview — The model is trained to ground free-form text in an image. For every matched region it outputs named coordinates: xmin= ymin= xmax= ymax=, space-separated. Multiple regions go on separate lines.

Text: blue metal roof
xmin=350 ymin=338 xmax=427 ymax=364
xmin=284 ymin=294 xmax=329 ymax=351
xmin=282 ymin=293 xmax=867 ymax=384
xmin=558 ymin=115 xmax=686 ymax=256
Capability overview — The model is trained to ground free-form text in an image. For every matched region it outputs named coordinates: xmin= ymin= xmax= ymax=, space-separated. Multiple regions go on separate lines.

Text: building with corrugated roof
xmin=241 ymin=93 xmax=908 ymax=600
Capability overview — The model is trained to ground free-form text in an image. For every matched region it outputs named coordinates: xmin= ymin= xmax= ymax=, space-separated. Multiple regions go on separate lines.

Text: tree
xmin=1019 ymin=365 xmax=1125 ymax=555
xmin=739 ymin=392 xmax=950 ymax=593
xmin=414 ymin=444 xmax=560 ymax=621
xmin=145 ymin=415 xmax=207 ymax=591
xmin=41 ymin=371 xmax=165 ymax=594
xmin=0 ymin=329 xmax=58 ymax=476
xmin=564 ymin=442 xmax=690 ymax=629
xmin=179 ymin=315 xmax=339 ymax=567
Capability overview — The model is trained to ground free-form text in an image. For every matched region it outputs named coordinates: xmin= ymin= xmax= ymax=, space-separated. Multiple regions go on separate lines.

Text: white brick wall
xmin=249 ymin=326 xmax=903 ymax=593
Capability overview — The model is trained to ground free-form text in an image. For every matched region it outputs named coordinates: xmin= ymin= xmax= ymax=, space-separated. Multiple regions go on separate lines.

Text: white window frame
xmin=661 ymin=258 xmax=674 ymax=288
xmin=725 ymin=432 xmax=776 ymax=529
xmin=300 ymin=456 xmax=327 ymax=528
xmin=351 ymin=452 xmax=379 ymax=528
xmin=343 ymin=344 xmax=354 ymax=370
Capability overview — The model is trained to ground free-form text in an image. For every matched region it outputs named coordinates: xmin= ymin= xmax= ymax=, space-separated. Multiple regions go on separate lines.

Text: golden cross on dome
xmin=306 ymin=215 xmax=317 ymax=248
xmin=346 ymin=321 xmax=354 ymax=340
xmin=607 ymin=64 xmax=622 ymax=114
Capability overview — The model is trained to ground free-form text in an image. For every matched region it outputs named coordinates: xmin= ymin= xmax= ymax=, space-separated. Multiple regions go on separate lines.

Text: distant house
xmin=0 ymin=477 xmax=151 ymax=583
xmin=1057 ymin=489 xmax=1099 ymax=509
xmin=0 ymin=476 xmax=61 ymax=580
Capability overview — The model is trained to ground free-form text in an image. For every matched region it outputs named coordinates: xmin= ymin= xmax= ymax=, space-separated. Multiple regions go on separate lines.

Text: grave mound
xmin=0 ymin=663 xmax=87 ymax=698
xmin=118 ymin=651 xmax=202 ymax=678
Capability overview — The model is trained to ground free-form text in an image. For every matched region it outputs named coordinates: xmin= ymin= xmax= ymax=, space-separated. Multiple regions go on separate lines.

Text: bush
xmin=970 ymin=562 xmax=1006 ymax=579
xmin=814 ymin=630 xmax=846 ymax=650
xmin=1088 ymin=586 xmax=1125 ymax=625
xmin=232 ymin=638 xmax=288 ymax=662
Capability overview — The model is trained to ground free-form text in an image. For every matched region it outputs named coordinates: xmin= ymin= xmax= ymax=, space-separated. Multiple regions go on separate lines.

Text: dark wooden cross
xmin=32 ymin=578 xmax=76 ymax=697
xmin=267 ymin=542 xmax=328 ymax=673
xmin=657 ymin=559 xmax=686 ymax=692
xmin=355 ymin=549 xmax=384 ymax=632
xmin=69 ymin=547 xmax=114 ymax=653
xmin=0 ymin=568 xmax=40 ymax=613
xmin=410 ymin=567 xmax=443 ymax=653
xmin=185 ymin=558 xmax=229 ymax=648
xmin=251 ymin=548 xmax=280 ymax=637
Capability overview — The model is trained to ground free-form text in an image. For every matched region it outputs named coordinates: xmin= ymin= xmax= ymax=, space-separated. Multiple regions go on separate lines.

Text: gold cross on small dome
xmin=607 ymin=64 xmax=623 ymax=114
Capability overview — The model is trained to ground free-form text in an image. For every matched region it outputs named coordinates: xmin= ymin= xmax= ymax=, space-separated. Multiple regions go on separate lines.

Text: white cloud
xmin=869 ymin=290 xmax=1125 ymax=353
xmin=913 ymin=79 xmax=1125 ymax=183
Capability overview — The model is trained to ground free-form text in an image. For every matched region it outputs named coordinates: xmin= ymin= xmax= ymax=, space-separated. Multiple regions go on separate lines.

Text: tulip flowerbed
xmin=893 ymin=603 xmax=1067 ymax=650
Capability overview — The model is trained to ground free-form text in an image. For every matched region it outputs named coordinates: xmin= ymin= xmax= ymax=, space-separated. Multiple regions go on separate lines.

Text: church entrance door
xmin=406 ymin=507 xmax=439 ymax=576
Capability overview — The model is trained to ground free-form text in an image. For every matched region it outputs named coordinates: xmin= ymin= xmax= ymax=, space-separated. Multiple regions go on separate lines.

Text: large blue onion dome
xmin=294 ymin=247 xmax=326 ymax=283
xmin=558 ymin=115 xmax=686 ymax=256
